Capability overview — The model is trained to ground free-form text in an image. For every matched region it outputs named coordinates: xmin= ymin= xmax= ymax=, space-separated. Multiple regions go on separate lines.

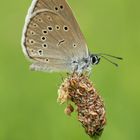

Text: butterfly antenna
xmin=98 ymin=53 xmax=123 ymax=60
xmin=100 ymin=55 xmax=119 ymax=67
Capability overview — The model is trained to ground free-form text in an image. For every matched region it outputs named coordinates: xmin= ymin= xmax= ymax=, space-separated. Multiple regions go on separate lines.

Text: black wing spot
xmin=29 ymin=39 xmax=35 ymax=44
xmin=55 ymin=25 xmax=60 ymax=30
xmin=42 ymin=30 xmax=48 ymax=34
xmin=63 ymin=26 xmax=69 ymax=31
xmin=30 ymin=31 xmax=35 ymax=35
xmin=47 ymin=26 xmax=53 ymax=31
xmin=54 ymin=7 xmax=58 ymax=11
xmin=45 ymin=58 xmax=49 ymax=62
xmin=38 ymin=18 xmax=43 ymax=22
xmin=30 ymin=49 xmax=36 ymax=55
xmin=60 ymin=5 xmax=64 ymax=9
xmin=72 ymin=60 xmax=78 ymax=64
xmin=33 ymin=23 xmax=38 ymax=27
xmin=57 ymin=39 xmax=65 ymax=46
xmin=38 ymin=49 xmax=43 ymax=56
xmin=41 ymin=36 xmax=46 ymax=41
xmin=42 ymin=43 xmax=48 ymax=48
xmin=47 ymin=16 xmax=52 ymax=21
xmin=73 ymin=43 xmax=77 ymax=48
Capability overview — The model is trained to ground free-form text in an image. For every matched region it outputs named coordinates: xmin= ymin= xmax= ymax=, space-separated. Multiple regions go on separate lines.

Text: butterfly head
xmin=90 ymin=53 xmax=123 ymax=67
xmin=90 ymin=54 xmax=101 ymax=65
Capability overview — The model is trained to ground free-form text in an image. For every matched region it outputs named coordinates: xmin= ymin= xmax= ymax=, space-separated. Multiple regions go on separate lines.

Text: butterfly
xmin=22 ymin=0 xmax=122 ymax=73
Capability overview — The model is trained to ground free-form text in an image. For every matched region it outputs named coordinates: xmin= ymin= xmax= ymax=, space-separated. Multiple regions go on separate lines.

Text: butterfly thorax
xmin=71 ymin=56 xmax=92 ymax=73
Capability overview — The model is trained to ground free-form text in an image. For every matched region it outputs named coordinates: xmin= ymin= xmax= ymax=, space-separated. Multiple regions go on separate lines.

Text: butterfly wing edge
xmin=21 ymin=0 xmax=40 ymax=59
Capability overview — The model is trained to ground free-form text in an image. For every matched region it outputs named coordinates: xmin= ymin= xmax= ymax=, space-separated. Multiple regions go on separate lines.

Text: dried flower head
xmin=58 ymin=73 xmax=106 ymax=139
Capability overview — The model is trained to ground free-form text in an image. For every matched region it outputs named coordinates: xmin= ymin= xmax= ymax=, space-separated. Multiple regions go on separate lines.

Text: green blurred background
xmin=0 ymin=0 xmax=140 ymax=140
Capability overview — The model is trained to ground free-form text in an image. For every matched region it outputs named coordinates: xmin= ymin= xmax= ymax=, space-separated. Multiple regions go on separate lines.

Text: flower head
xmin=58 ymin=73 xmax=106 ymax=138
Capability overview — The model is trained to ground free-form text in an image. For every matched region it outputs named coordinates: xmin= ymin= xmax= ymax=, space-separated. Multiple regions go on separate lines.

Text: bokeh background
xmin=0 ymin=0 xmax=140 ymax=140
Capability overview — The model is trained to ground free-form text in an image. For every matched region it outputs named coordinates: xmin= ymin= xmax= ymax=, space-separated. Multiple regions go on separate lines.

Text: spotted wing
xmin=22 ymin=10 xmax=87 ymax=72
xmin=24 ymin=0 xmax=88 ymax=55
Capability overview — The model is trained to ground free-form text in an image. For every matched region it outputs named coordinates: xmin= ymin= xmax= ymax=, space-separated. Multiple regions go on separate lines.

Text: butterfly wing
xmin=28 ymin=0 xmax=87 ymax=47
xmin=22 ymin=10 xmax=88 ymax=72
